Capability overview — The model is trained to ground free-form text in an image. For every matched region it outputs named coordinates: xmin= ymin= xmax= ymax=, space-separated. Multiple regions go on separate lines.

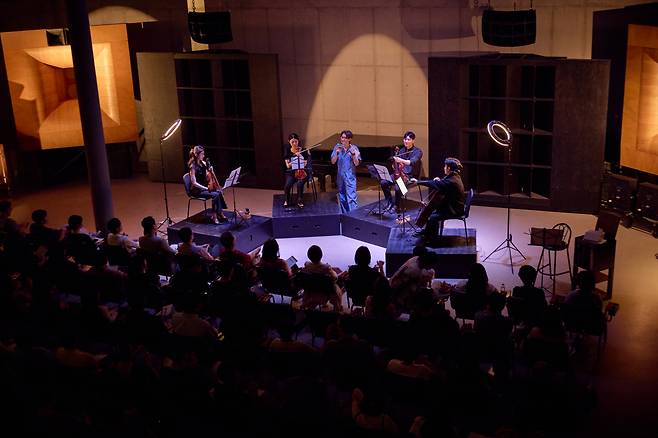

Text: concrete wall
xmin=204 ymin=0 xmax=653 ymax=173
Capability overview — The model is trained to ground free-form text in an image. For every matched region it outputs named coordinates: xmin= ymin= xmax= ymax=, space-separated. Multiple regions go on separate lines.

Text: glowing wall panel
xmin=1 ymin=24 xmax=137 ymax=150
xmin=621 ymin=24 xmax=658 ymax=175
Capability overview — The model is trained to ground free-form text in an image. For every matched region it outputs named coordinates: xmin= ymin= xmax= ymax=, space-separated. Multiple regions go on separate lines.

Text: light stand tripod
xmin=482 ymin=121 xmax=526 ymax=272
xmin=156 ymin=119 xmax=182 ymax=234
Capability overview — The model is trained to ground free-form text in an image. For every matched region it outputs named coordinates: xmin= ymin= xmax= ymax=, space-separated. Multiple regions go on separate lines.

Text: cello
xmin=410 ymin=178 xmax=445 ymax=227
xmin=205 ymin=158 xmax=221 ymax=191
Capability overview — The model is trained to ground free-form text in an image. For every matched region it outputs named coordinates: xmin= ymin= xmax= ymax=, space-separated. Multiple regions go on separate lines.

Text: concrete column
xmin=67 ymin=0 xmax=114 ymax=232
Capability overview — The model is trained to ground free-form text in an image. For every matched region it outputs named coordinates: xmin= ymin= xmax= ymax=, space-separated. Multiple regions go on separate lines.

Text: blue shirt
xmin=331 ymin=143 xmax=361 ymax=179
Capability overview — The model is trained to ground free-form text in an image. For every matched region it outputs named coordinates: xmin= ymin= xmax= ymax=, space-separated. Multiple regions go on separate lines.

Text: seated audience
xmin=351 ymin=386 xmax=399 ymax=435
xmin=344 ymin=246 xmax=385 ymax=307
xmin=218 ymin=231 xmax=259 ymax=271
xmin=63 ymin=215 xmax=97 ymax=264
xmin=28 ymin=209 xmax=63 ymax=247
xmin=365 ymin=276 xmax=398 ymax=320
xmin=138 ymin=215 xmax=175 ymax=255
xmin=176 ymin=226 xmax=214 ymax=261
xmin=524 ymin=306 xmax=569 ymax=370
xmin=300 ymin=244 xmax=343 ymax=311
xmin=256 ymin=238 xmax=292 ymax=277
xmin=170 ymin=292 xmax=218 ymax=339
xmin=512 ymin=264 xmax=547 ymax=326
xmin=563 ymin=270 xmax=604 ymax=332
xmin=390 ymin=245 xmax=437 ymax=311
xmin=454 ymin=262 xmax=497 ymax=313
xmin=268 ymin=322 xmax=317 ymax=353
xmin=105 ymin=217 xmax=139 ymax=253
xmin=387 ymin=343 xmax=438 ymax=381
xmin=0 ymin=200 xmax=21 ymax=236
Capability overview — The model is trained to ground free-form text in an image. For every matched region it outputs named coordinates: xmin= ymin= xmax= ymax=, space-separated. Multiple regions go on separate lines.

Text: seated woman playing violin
xmin=188 ymin=145 xmax=228 ymax=224
xmin=283 ymin=132 xmax=312 ymax=208
xmin=381 ymin=131 xmax=423 ymax=213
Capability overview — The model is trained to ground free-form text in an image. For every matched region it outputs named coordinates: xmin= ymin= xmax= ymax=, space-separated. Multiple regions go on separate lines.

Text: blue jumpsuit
xmin=331 ymin=143 xmax=361 ymax=212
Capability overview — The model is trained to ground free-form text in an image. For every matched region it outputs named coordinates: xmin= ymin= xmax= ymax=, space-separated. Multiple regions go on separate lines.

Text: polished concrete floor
xmin=7 ymin=174 xmax=658 ymax=437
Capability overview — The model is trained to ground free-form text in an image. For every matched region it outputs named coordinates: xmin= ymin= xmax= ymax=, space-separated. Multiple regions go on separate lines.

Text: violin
xmin=391 ymin=146 xmax=409 ymax=183
xmin=205 ymin=158 xmax=221 ymax=191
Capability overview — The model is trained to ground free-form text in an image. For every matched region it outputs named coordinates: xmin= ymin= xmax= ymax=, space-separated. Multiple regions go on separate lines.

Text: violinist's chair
xmin=183 ymin=173 xmax=208 ymax=219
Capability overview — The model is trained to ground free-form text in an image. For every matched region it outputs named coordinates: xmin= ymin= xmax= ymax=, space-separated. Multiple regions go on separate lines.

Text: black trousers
xmin=380 ymin=179 xmax=403 ymax=207
xmin=194 ymin=189 xmax=227 ymax=214
xmin=284 ymin=174 xmax=306 ymax=204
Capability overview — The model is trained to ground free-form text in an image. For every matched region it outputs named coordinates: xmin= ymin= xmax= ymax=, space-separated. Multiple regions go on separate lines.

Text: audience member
xmin=300 ymin=244 xmax=343 ymax=311
xmin=170 ymin=292 xmax=218 ymax=339
xmin=176 ymin=227 xmax=214 ymax=261
xmin=351 ymin=386 xmax=399 ymax=435
xmin=138 ymin=215 xmax=175 ymax=255
xmin=365 ymin=276 xmax=398 ymax=320
xmin=63 ymin=215 xmax=97 ymax=264
xmin=512 ymin=265 xmax=547 ymax=326
xmin=256 ymin=238 xmax=292 ymax=277
xmin=390 ymin=245 xmax=437 ymax=311
xmin=28 ymin=209 xmax=63 ymax=247
xmin=0 ymin=200 xmax=20 ymax=236
xmin=268 ymin=322 xmax=317 ymax=353
xmin=106 ymin=217 xmax=139 ymax=253
xmin=344 ymin=246 xmax=385 ymax=308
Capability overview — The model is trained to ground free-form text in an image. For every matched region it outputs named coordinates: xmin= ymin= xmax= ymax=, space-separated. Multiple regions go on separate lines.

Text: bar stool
xmin=536 ymin=223 xmax=573 ymax=296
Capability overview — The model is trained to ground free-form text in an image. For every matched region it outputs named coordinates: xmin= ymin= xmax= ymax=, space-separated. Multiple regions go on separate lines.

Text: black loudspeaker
xmin=188 ymin=11 xmax=233 ymax=44
xmin=601 ymin=173 xmax=638 ymax=213
xmin=482 ymin=9 xmax=536 ymax=47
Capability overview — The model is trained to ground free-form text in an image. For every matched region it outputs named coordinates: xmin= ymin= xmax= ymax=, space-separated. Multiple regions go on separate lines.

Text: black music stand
xmin=395 ymin=178 xmax=418 ymax=234
xmin=481 ymin=121 xmax=526 ymax=272
xmin=224 ymin=167 xmax=245 ymax=229
xmin=366 ymin=163 xmax=393 ymax=217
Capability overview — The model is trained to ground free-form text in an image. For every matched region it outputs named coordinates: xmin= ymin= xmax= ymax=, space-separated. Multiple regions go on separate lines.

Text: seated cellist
xmin=409 ymin=157 xmax=465 ymax=243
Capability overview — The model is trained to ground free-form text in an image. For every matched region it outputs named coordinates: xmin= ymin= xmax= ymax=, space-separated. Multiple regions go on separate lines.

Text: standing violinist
xmin=188 ymin=145 xmax=228 ymax=224
xmin=381 ymin=131 xmax=423 ymax=213
xmin=331 ymin=130 xmax=361 ymax=213
xmin=283 ymin=132 xmax=312 ymax=208
xmin=409 ymin=157 xmax=465 ymax=242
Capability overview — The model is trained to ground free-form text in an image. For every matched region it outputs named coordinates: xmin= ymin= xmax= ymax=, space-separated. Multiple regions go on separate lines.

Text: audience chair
xmin=439 ymin=188 xmax=474 ymax=242
xmin=561 ymin=302 xmax=608 ymax=359
xmin=306 ymin=310 xmax=339 ymax=346
xmin=449 ymin=290 xmax=483 ymax=324
xmin=183 ymin=173 xmax=208 ymax=219
xmin=101 ymin=242 xmax=131 ymax=268
xmin=257 ymin=266 xmax=298 ymax=304
xmin=294 ymin=272 xmax=337 ymax=310
xmin=534 ymin=223 xmax=573 ymax=296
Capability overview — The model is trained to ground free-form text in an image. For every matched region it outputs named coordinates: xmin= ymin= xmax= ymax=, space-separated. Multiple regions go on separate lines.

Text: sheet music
xmin=291 ymin=156 xmax=306 ymax=170
xmin=373 ymin=164 xmax=393 ymax=183
xmin=396 ymin=177 xmax=408 ymax=196
xmin=224 ymin=166 xmax=241 ymax=189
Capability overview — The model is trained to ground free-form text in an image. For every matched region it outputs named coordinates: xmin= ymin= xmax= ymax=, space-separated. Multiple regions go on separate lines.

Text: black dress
xmin=283 ymin=148 xmax=312 ymax=205
xmin=190 ymin=162 xmax=228 ymax=214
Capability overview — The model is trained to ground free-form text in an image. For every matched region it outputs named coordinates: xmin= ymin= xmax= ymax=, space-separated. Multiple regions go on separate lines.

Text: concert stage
xmin=167 ymin=193 xmax=476 ymax=279
xmin=385 ymin=228 xmax=477 ymax=278
xmin=167 ymin=210 xmax=273 ymax=254
xmin=342 ymin=199 xmax=423 ymax=247
xmin=271 ymin=192 xmax=341 ymax=238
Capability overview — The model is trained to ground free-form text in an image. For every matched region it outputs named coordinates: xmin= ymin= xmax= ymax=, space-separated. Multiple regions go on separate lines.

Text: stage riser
xmin=167 ymin=211 xmax=273 ymax=254
xmin=341 ymin=214 xmax=392 ymax=247
xmin=271 ymin=192 xmax=341 ymax=238
xmin=385 ymin=228 xmax=477 ymax=279
xmin=272 ymin=216 xmax=341 ymax=238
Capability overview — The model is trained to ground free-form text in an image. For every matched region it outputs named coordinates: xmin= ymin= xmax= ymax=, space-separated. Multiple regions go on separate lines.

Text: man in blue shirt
xmin=331 ymin=130 xmax=361 ymax=212
xmin=381 ymin=131 xmax=423 ymax=213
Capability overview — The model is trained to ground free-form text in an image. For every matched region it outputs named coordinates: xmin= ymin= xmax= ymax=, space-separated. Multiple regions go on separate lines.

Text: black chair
xmin=535 ymin=223 xmax=573 ymax=295
xmin=294 ymin=271 xmax=337 ymax=310
xmin=560 ymin=302 xmax=607 ymax=358
xmin=101 ymin=242 xmax=131 ymax=267
xmin=344 ymin=266 xmax=380 ymax=309
xmin=257 ymin=266 xmax=298 ymax=304
xmin=449 ymin=290 xmax=484 ymax=324
xmin=183 ymin=173 xmax=208 ymax=218
xmin=137 ymin=248 xmax=175 ymax=278
xmin=439 ymin=188 xmax=474 ymax=242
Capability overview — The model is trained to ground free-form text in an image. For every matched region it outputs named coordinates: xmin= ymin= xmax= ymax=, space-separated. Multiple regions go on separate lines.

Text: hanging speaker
xmin=482 ymin=9 xmax=536 ymax=47
xmin=188 ymin=11 xmax=233 ymax=44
